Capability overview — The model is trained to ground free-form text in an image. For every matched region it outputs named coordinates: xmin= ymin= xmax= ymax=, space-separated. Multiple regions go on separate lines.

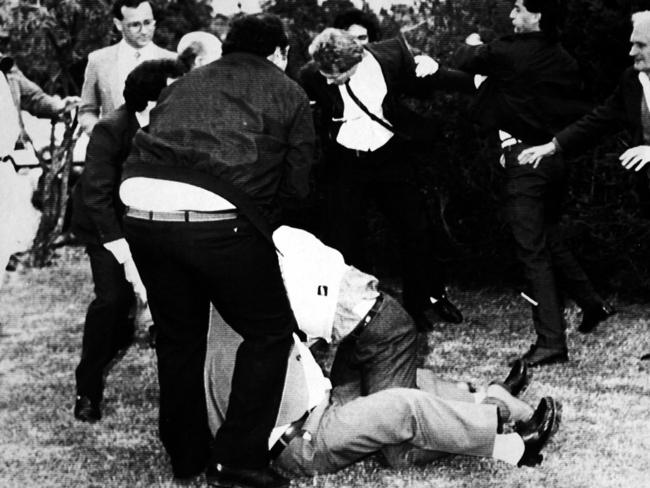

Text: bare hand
xmin=60 ymin=96 xmax=81 ymax=113
xmin=123 ymin=257 xmax=148 ymax=304
xmin=465 ymin=33 xmax=483 ymax=46
xmin=517 ymin=142 xmax=556 ymax=168
xmin=619 ymin=145 xmax=650 ymax=171
xmin=414 ymin=55 xmax=439 ymax=78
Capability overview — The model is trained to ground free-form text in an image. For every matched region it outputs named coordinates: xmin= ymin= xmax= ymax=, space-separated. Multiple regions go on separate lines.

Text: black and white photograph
xmin=0 ymin=0 xmax=648 ymax=487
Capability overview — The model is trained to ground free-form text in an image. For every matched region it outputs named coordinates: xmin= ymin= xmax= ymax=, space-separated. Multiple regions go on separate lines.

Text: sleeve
xmin=395 ymin=36 xmax=475 ymax=96
xmin=408 ymin=66 xmax=477 ymax=96
xmin=279 ymin=92 xmax=315 ymax=201
xmin=81 ymin=118 xmax=127 ymax=243
xmin=555 ymin=79 xmax=629 ymax=153
xmin=11 ymin=68 xmax=63 ymax=117
xmin=79 ymin=55 xmax=100 ymax=134
xmin=453 ymin=42 xmax=495 ymax=75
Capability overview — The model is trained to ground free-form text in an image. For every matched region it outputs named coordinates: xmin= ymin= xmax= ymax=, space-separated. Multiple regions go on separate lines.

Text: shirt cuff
xmin=103 ymin=238 xmax=132 ymax=264
xmin=551 ymin=137 xmax=562 ymax=153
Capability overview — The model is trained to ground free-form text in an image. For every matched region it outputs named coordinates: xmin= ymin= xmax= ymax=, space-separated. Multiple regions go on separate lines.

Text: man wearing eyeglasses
xmin=79 ymin=0 xmax=175 ymax=135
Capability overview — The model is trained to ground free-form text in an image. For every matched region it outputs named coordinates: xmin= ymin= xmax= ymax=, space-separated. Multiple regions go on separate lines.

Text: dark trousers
xmin=503 ymin=146 xmax=602 ymax=349
xmin=325 ymin=139 xmax=445 ymax=311
xmin=330 ymin=293 xmax=418 ymax=395
xmin=75 ymin=243 xmax=135 ymax=403
xmin=124 ymin=217 xmax=293 ymax=477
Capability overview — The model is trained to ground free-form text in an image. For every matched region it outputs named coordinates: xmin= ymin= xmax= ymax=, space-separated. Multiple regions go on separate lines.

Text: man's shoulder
xmin=366 ymin=36 xmax=408 ymax=63
xmin=87 ymin=43 xmax=120 ymax=64
xmin=152 ymin=43 xmax=176 ymax=58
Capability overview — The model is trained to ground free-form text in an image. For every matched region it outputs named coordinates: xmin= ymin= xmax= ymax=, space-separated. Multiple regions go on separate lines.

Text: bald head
xmin=631 ymin=11 xmax=650 ymax=73
xmin=177 ymin=31 xmax=222 ymax=70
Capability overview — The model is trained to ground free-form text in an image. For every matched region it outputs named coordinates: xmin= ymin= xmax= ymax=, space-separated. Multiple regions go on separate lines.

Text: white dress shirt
xmin=336 ymin=52 xmax=394 ymax=152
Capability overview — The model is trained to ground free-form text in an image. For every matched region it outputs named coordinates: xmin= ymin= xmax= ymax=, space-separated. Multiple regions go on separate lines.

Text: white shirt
xmin=273 ymin=226 xmax=376 ymax=342
xmin=120 ymin=177 xmax=235 ymax=212
xmin=336 ymin=52 xmax=394 ymax=152
xmin=114 ymin=40 xmax=160 ymax=109
xmin=0 ymin=73 xmax=20 ymax=156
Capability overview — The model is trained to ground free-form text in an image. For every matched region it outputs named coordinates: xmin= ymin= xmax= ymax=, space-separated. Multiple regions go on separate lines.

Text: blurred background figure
xmin=333 ymin=8 xmax=382 ymax=45
xmin=209 ymin=13 xmax=230 ymax=41
xmin=0 ymin=54 xmax=80 ymax=284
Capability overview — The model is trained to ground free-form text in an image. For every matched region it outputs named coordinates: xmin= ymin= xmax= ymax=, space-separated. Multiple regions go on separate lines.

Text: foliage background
xmin=2 ymin=0 xmax=650 ymax=297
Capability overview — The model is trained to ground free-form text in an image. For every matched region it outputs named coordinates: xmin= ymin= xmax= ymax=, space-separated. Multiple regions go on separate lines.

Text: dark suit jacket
xmin=299 ymin=35 xmax=475 ymax=144
xmin=71 ymin=105 xmax=139 ymax=245
xmin=555 ymin=67 xmax=643 ymax=153
xmin=455 ymin=32 xmax=590 ymax=145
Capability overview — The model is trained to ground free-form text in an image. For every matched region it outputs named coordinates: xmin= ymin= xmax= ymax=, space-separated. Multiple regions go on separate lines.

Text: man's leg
xmin=195 ymin=220 xmax=294 ymax=470
xmin=75 ymin=243 xmax=134 ymax=410
xmin=277 ymin=387 xmax=498 ymax=476
xmin=125 ymin=218 xmax=213 ymax=479
xmin=504 ymin=153 xmax=568 ymax=362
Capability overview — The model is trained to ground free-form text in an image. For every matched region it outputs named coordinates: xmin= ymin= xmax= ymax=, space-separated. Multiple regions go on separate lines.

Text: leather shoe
xmin=429 ymin=295 xmax=463 ymax=324
xmin=515 ymin=396 xmax=560 ymax=467
xmin=516 ymin=344 xmax=568 ymax=368
xmin=492 ymin=358 xmax=529 ymax=396
xmin=579 ymin=302 xmax=616 ymax=334
xmin=74 ymin=395 xmax=101 ymax=423
xmin=206 ymin=463 xmax=289 ymax=488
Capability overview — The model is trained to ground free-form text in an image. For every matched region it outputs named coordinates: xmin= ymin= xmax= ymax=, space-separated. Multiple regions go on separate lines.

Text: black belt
xmin=348 ymin=293 xmax=384 ymax=340
xmin=125 ymin=206 xmax=238 ymax=222
xmin=269 ymin=411 xmax=310 ymax=460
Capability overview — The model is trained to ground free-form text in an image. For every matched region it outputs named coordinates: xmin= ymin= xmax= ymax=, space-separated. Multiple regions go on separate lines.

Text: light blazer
xmin=79 ymin=42 xmax=174 ymax=134
xmin=204 ymin=308 xmax=311 ymax=438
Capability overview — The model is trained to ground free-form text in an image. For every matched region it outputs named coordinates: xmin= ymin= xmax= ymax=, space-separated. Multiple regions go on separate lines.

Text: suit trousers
xmin=503 ymin=146 xmax=602 ymax=348
xmin=124 ymin=217 xmax=294 ymax=477
xmin=75 ymin=243 xmax=135 ymax=403
xmin=275 ymin=385 xmax=497 ymax=475
xmin=325 ymin=139 xmax=445 ymax=310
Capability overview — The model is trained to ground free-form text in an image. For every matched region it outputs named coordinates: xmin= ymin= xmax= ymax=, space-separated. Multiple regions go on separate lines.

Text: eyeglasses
xmin=124 ymin=18 xmax=156 ymax=33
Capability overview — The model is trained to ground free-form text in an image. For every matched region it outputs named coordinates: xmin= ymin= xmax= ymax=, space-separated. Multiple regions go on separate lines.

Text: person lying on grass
xmin=203 ymin=227 xmax=561 ymax=487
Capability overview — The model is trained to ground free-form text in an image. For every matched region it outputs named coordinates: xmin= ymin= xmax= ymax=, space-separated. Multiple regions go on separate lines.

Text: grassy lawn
xmin=0 ymin=247 xmax=648 ymax=487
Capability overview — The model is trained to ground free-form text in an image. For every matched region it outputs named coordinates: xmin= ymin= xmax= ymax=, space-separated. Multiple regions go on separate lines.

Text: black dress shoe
xmin=74 ymin=395 xmax=101 ymax=423
xmin=492 ymin=358 xmax=529 ymax=396
xmin=515 ymin=396 xmax=559 ymax=467
xmin=429 ymin=295 xmax=463 ymax=324
xmin=517 ymin=344 xmax=568 ymax=368
xmin=206 ymin=463 xmax=289 ymax=488
xmin=579 ymin=302 xmax=616 ymax=334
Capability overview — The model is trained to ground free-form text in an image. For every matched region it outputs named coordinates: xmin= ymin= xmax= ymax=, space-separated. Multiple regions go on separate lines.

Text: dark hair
xmin=112 ymin=0 xmax=149 ymax=20
xmin=123 ymin=59 xmax=187 ymax=112
xmin=333 ymin=8 xmax=380 ymax=42
xmin=177 ymin=43 xmax=201 ymax=72
xmin=520 ymin=0 xmax=560 ymax=40
xmin=221 ymin=14 xmax=288 ymax=57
